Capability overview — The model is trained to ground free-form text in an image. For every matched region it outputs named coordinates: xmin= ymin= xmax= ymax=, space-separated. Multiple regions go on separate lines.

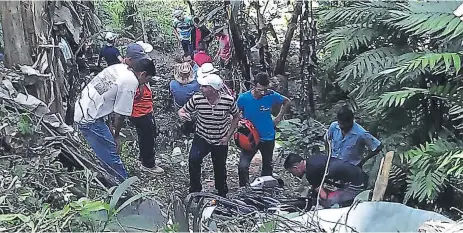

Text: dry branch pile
xmin=0 ymin=63 xmax=123 ymax=220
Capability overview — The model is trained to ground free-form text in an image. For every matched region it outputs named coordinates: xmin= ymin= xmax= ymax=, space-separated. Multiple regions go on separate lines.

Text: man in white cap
xmin=97 ymin=32 xmax=123 ymax=67
xmin=74 ymin=44 xmax=156 ymax=181
xmin=178 ymin=73 xmax=240 ymax=197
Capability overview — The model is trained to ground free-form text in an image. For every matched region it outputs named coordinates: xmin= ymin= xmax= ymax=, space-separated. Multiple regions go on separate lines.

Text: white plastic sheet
xmin=286 ymin=201 xmax=453 ymax=233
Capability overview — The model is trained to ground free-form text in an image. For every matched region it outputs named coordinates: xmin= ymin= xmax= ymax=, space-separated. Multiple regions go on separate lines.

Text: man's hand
xmin=273 ymin=115 xmax=283 ymax=126
xmin=178 ymin=110 xmax=192 ymax=121
xmin=114 ymin=135 xmax=122 ymax=154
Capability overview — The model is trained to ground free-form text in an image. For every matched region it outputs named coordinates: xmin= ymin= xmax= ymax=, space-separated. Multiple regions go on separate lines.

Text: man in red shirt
xmin=193 ymin=42 xmax=212 ymax=67
xmin=214 ymin=29 xmax=231 ymax=69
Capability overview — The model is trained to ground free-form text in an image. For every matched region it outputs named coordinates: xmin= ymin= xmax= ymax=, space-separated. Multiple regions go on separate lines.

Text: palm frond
xmin=337 ymin=47 xmax=407 ymax=92
xmin=324 ymin=24 xmax=381 ymax=65
xmin=320 ymin=1 xmax=398 ymax=25
xmin=401 ymin=138 xmax=460 ymax=203
xmin=388 ymin=1 xmax=463 ymax=40
xmin=389 ymin=52 xmax=462 ymax=78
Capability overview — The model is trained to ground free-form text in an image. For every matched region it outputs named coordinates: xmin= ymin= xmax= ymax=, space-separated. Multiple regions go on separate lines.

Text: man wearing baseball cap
xmin=74 ymin=44 xmax=156 ymax=181
xmin=178 ymin=73 xmax=240 ymax=197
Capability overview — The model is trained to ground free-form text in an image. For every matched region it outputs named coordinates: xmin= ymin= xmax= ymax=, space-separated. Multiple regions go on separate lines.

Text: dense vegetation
xmin=318 ymin=1 xmax=463 ymax=205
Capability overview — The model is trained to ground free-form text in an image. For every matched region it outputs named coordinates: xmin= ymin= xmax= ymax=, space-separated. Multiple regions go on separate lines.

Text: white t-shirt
xmin=74 ymin=64 xmax=139 ymax=124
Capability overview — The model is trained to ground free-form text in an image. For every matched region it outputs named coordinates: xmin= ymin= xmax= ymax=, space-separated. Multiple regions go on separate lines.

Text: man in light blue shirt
xmin=325 ymin=105 xmax=382 ymax=167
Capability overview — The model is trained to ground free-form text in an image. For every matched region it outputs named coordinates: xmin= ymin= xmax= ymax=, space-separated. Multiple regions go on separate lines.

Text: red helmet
xmin=234 ymin=119 xmax=260 ymax=151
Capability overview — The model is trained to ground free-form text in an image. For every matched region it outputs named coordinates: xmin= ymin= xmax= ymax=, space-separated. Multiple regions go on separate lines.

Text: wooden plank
xmin=372 ymin=151 xmax=395 ymax=201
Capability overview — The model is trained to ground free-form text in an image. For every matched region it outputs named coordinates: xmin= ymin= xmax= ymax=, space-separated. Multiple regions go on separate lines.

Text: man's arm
xmin=359 ymin=143 xmax=383 ymax=166
xmin=112 ymin=113 xmax=125 ymax=138
xmin=358 ymin=131 xmax=383 ymax=166
xmin=273 ymin=95 xmax=291 ymax=125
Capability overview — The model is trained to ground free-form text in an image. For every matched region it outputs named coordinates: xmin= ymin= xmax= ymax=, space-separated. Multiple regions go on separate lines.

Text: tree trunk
xmin=1 ymin=1 xmax=34 ymax=67
xmin=274 ymin=0 xmax=302 ymax=75
xmin=225 ymin=0 xmax=251 ymax=89
xmin=1 ymin=1 xmax=99 ymax=117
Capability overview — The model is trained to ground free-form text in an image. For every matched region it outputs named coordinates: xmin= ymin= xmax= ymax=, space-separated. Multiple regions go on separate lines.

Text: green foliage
xmin=395 ymin=53 xmax=462 ymax=77
xmin=319 ymin=0 xmax=463 ymax=205
xmin=324 ymin=24 xmax=380 ymax=65
xmin=388 ymin=2 xmax=463 ymax=40
xmin=276 ymin=118 xmax=326 ymax=155
xmin=400 ymin=139 xmax=462 ymax=203
xmin=17 ymin=113 xmax=33 ymax=136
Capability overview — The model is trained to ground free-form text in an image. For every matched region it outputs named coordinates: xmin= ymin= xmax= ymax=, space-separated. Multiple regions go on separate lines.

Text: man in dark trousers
xmin=97 ymin=32 xmax=123 ymax=67
xmin=237 ymin=72 xmax=291 ymax=187
xmin=284 ymin=153 xmax=368 ymax=208
xmin=191 ymin=17 xmax=212 ymax=52
xmin=178 ymin=73 xmax=240 ymax=197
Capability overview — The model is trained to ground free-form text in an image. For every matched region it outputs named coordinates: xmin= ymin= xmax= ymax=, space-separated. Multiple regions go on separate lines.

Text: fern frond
xmin=324 ymin=24 xmax=381 ymax=65
xmin=388 ymin=1 xmax=463 ymax=40
xmin=320 ymin=1 xmax=397 ymax=25
xmin=376 ymin=88 xmax=427 ymax=108
xmin=395 ymin=52 xmax=462 ymax=77
xmin=337 ymin=47 xmax=403 ymax=91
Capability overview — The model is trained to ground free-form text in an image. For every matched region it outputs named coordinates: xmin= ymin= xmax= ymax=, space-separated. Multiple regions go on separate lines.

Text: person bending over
xmin=284 ymin=153 xmax=368 ymax=208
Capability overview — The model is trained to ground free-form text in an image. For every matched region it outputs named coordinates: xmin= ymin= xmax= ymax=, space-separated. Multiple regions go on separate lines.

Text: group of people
xmin=172 ymin=9 xmax=231 ymax=69
xmin=74 ymin=10 xmax=383 ymax=209
xmin=284 ymin=106 xmax=383 ymax=208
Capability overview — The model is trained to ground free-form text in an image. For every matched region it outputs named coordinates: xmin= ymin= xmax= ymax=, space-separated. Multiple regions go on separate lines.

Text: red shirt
xmin=131 ymin=84 xmax=153 ymax=117
xmin=195 ymin=28 xmax=202 ymax=49
xmin=193 ymin=51 xmax=212 ymax=67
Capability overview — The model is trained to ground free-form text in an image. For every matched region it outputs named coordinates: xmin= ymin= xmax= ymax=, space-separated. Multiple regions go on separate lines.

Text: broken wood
xmin=372 ymin=151 xmax=395 ymax=201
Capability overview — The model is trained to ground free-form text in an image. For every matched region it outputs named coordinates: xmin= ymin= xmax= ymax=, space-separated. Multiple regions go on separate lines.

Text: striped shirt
xmin=184 ymin=92 xmax=238 ymax=145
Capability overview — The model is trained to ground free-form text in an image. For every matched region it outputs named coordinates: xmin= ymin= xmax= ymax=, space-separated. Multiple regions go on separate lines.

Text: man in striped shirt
xmin=178 ymin=73 xmax=240 ymax=197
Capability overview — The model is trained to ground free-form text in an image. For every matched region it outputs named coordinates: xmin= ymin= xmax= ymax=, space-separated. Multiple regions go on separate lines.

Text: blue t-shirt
xmin=325 ymin=121 xmax=382 ymax=165
xmin=99 ymin=46 xmax=121 ymax=66
xmin=237 ymin=90 xmax=285 ymax=141
xmin=170 ymin=79 xmax=200 ymax=107
xmin=173 ymin=16 xmax=193 ymax=41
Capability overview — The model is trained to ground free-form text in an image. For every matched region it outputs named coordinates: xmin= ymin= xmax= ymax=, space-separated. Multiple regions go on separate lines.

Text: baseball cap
xmin=126 ymin=43 xmax=149 ymax=61
xmin=197 ymin=73 xmax=223 ymax=90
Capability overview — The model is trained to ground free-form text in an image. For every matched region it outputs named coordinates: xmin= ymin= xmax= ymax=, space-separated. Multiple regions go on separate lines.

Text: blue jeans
xmin=78 ymin=119 xmax=128 ymax=181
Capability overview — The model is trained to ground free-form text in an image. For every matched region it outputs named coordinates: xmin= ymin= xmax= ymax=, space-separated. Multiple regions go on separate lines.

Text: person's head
xmin=197 ymin=42 xmax=206 ymax=52
xmin=193 ymin=17 xmax=200 ymax=27
xmin=337 ymin=105 xmax=354 ymax=132
xmin=183 ymin=53 xmax=195 ymax=67
xmin=173 ymin=62 xmax=194 ymax=85
xmin=283 ymin=153 xmax=306 ymax=178
xmin=124 ymin=43 xmax=149 ymax=67
xmin=173 ymin=9 xmax=184 ymax=21
xmin=252 ymin=72 xmax=271 ymax=99
xmin=131 ymin=58 xmax=156 ymax=84
xmin=105 ymin=32 xmax=116 ymax=46
xmin=197 ymin=73 xmax=223 ymax=98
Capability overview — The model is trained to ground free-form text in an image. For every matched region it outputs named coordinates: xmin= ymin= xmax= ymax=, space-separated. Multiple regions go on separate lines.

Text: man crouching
xmin=284 ymin=153 xmax=368 ymax=208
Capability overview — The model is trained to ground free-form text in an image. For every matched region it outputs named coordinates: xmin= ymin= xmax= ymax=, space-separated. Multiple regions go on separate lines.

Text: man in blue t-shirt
xmin=173 ymin=9 xmax=194 ymax=56
xmin=237 ymin=72 xmax=291 ymax=187
xmin=97 ymin=32 xmax=123 ymax=67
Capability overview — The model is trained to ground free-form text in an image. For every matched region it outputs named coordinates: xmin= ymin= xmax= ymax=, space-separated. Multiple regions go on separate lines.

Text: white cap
xmin=197 ymin=63 xmax=219 ymax=79
xmin=197 ymin=74 xmax=223 ymax=90
xmin=173 ymin=9 xmax=183 ymax=17
xmin=136 ymin=41 xmax=153 ymax=53
xmin=105 ymin=32 xmax=116 ymax=41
